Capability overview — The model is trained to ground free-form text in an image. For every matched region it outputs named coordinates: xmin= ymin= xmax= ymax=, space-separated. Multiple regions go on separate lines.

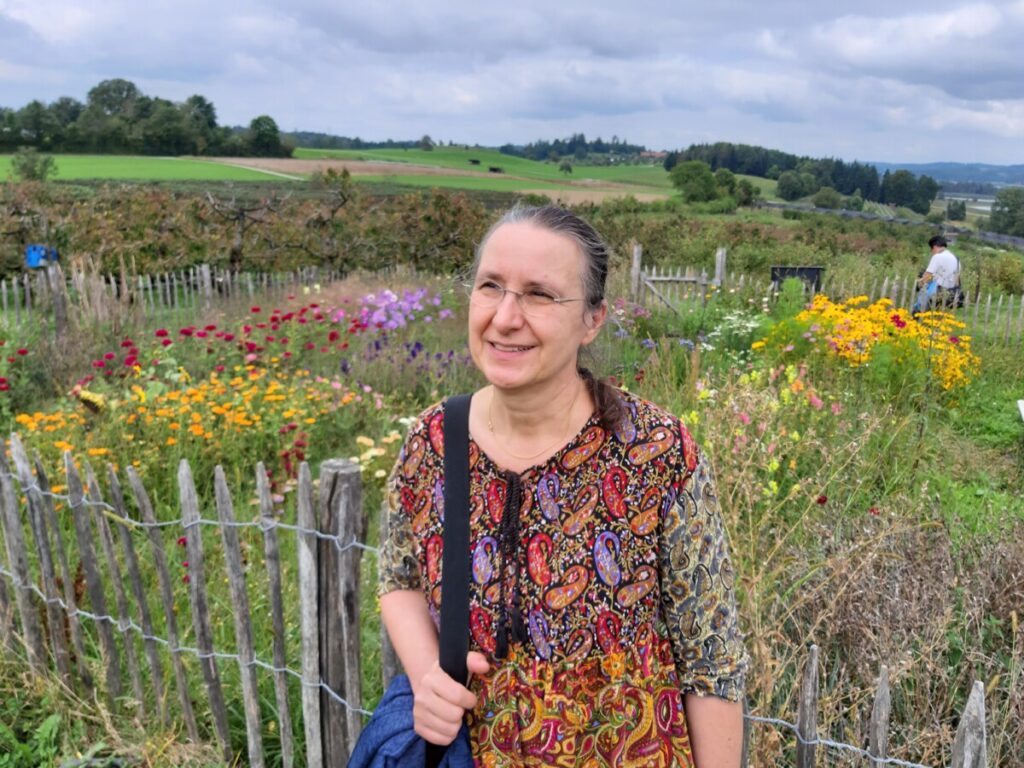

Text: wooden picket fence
xmin=0 ymin=435 xmax=993 ymax=766
xmin=0 ymin=437 xmax=368 ymax=767
xmin=628 ymin=244 xmax=1024 ymax=348
xmin=0 ymin=262 xmax=343 ymax=335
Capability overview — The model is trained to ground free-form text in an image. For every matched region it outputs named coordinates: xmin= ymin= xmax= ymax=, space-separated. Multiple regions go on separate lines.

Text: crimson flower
xmin=816 ymin=494 xmax=828 ymax=505
xmin=251 ymin=306 xmax=261 ymax=313
xmin=155 ymin=328 xmax=169 ymax=337
xmin=16 ymin=348 xmax=28 ymax=356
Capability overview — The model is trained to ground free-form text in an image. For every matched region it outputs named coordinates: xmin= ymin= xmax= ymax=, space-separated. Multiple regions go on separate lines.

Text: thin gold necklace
xmin=487 ymin=382 xmax=582 ymax=461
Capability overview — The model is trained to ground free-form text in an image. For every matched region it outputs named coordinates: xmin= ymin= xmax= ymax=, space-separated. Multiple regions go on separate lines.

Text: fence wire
xmin=0 ymin=469 xmax=937 ymax=767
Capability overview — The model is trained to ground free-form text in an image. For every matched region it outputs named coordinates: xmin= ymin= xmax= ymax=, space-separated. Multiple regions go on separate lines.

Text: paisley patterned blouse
xmin=378 ymin=392 xmax=748 ymax=767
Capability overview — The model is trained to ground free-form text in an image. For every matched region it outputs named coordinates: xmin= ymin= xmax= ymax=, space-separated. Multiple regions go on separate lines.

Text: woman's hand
xmin=413 ymin=651 xmax=490 ymax=745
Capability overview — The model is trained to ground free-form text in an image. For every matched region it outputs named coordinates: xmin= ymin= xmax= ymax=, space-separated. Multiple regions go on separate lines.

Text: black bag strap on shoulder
xmin=426 ymin=393 xmax=472 ymax=768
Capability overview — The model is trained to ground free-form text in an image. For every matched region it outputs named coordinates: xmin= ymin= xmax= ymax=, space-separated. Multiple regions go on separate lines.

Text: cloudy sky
xmin=2 ymin=0 xmax=1023 ymax=164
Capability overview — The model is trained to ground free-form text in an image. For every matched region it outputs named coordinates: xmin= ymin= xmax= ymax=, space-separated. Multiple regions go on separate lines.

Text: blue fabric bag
xmin=913 ymin=279 xmax=938 ymax=313
xmin=347 ymin=674 xmax=472 ymax=768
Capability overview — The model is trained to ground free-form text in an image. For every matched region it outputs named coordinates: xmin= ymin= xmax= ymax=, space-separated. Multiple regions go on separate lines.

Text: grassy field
xmin=0 ymin=154 xmax=291 ymax=182
xmin=294 ymin=146 xmax=674 ymax=188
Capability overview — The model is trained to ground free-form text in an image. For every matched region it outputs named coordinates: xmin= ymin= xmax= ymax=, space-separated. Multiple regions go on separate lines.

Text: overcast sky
xmin=2 ymin=0 xmax=1023 ymax=164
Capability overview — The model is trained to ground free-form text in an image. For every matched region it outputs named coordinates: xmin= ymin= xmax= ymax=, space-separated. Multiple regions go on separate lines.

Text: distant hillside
xmin=871 ymin=162 xmax=1024 ymax=186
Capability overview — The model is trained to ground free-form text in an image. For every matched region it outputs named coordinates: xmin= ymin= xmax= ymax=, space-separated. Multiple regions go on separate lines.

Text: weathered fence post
xmin=630 ymin=242 xmax=643 ymax=303
xmin=214 ymin=466 xmax=265 ymax=768
xmin=950 ymin=680 xmax=987 ymax=768
xmin=318 ymin=458 xmax=366 ymax=763
xmin=200 ymin=264 xmax=213 ymax=311
xmin=0 ymin=450 xmax=47 ymax=672
xmin=796 ymin=644 xmax=819 ymax=768
xmin=178 ymin=459 xmax=233 ymax=764
xmin=128 ymin=467 xmax=200 ymax=741
xmin=46 ymin=262 xmax=69 ymax=340
xmin=869 ymin=664 xmax=891 ymax=764
xmin=65 ymin=453 xmax=123 ymax=705
xmin=9 ymin=436 xmax=72 ymax=685
xmin=297 ymin=462 xmax=324 ymax=768
xmin=257 ymin=463 xmax=295 ymax=768
xmin=107 ymin=466 xmax=169 ymax=727
xmin=714 ymin=247 xmax=727 ymax=286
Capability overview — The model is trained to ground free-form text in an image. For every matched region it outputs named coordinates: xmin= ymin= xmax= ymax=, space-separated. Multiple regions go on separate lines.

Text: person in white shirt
xmin=914 ymin=235 xmax=962 ymax=313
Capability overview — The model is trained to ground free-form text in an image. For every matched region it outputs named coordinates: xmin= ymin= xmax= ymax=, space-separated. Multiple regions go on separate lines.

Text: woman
xmin=379 ymin=206 xmax=748 ymax=767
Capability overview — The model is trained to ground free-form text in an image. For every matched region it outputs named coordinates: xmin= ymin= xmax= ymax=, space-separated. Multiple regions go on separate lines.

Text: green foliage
xmin=9 ymin=147 xmax=57 ymax=182
xmin=989 ymin=187 xmax=1024 ymax=237
xmin=776 ymin=170 xmax=810 ymax=201
xmin=946 ymin=199 xmax=967 ymax=221
xmin=812 ymin=186 xmax=842 ymax=209
xmin=735 ymin=178 xmax=761 ymax=207
xmin=670 ymin=160 xmax=718 ymax=202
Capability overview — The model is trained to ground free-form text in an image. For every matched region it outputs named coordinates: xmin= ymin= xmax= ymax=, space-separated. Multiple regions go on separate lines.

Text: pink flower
xmin=737 ymin=411 xmax=751 ymax=425
xmin=808 ymin=394 xmax=823 ymax=410
xmin=831 ymin=402 xmax=842 ymax=415
xmin=949 ymin=336 xmax=960 ymax=345
xmin=92 ymin=360 xmax=105 ymax=369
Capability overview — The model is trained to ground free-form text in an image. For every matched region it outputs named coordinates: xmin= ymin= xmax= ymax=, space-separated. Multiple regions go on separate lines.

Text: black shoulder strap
xmin=426 ymin=394 xmax=472 ymax=768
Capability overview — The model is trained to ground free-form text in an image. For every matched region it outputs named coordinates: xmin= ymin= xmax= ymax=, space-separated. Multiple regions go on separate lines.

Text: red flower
xmin=195 ymin=330 xmax=208 ymax=338
xmin=816 ymin=495 xmax=828 ymax=505
xmin=328 ymin=330 xmax=340 ymax=342
xmin=179 ymin=327 xmax=194 ymax=337
xmin=155 ymin=328 xmax=169 ymax=337
xmin=949 ymin=336 xmax=960 ymax=344
xmin=305 ymin=342 xmax=316 ymax=350
xmin=215 ymin=365 xmax=225 ymax=373
xmin=120 ymin=339 xmax=134 ymax=347
xmin=92 ymin=360 xmax=105 ymax=369
xmin=251 ymin=306 xmax=261 ymax=313
xmin=222 ymin=333 xmax=235 ymax=342
xmin=124 ymin=356 xmax=138 ymax=367
xmin=103 ymin=352 xmax=115 ymax=360
xmin=6 ymin=357 xmax=15 ymax=364
xmin=204 ymin=324 xmax=217 ymax=331
xmin=177 ymin=536 xmax=188 ymax=547
xmin=182 ymin=574 xmax=191 ymax=584
xmin=181 ymin=561 xmax=189 ymax=568
xmin=0 ymin=382 xmax=9 ymax=392
xmin=17 ymin=348 xmax=28 ymax=356
xmin=161 ymin=338 xmax=173 ymax=347
xmin=869 ymin=507 xmax=880 ymax=517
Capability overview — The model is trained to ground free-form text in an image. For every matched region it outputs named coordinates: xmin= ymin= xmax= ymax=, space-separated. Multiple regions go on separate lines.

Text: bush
xmin=9 ymin=147 xmax=57 ymax=182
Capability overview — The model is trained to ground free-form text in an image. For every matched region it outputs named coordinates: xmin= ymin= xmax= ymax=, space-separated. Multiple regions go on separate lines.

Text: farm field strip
xmin=0 ymin=154 xmax=292 ymax=181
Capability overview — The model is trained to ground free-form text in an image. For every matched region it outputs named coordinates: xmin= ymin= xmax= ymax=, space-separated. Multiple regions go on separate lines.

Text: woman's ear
xmin=582 ymin=300 xmax=608 ymax=345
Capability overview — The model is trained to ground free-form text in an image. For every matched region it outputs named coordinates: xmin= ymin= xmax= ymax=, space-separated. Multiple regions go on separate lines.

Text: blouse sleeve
xmin=659 ymin=439 xmax=749 ymax=702
xmin=376 ymin=448 xmax=422 ymax=596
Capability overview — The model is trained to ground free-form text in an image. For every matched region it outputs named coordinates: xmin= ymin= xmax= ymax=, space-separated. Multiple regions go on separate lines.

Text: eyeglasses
xmin=463 ymin=281 xmax=584 ymax=316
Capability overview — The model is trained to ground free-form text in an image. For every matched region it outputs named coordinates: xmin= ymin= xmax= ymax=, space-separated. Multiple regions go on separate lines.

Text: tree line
xmin=665 ymin=141 xmax=942 ymax=214
xmin=499 ymin=133 xmax=647 ymax=162
xmin=1 ymin=79 xmax=292 ymax=158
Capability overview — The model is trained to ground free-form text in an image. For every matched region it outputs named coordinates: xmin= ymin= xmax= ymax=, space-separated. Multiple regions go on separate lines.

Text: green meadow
xmin=294 ymin=145 xmax=674 ymax=187
xmin=0 ymin=154 xmax=288 ymax=182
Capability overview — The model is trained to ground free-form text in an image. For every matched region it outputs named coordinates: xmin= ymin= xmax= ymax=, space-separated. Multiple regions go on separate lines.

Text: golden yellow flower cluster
xmin=753 ymin=296 xmax=980 ymax=391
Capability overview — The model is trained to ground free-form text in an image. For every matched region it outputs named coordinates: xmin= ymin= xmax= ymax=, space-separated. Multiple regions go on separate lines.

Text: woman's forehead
xmin=479 ymin=222 xmax=585 ymax=278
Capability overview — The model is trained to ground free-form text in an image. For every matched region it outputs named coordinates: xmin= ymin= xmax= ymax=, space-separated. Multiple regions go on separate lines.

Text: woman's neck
xmin=487 ymin=374 xmax=586 ymax=438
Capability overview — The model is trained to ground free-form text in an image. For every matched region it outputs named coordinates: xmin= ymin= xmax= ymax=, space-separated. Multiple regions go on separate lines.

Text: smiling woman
xmin=376 ymin=205 xmax=749 ymax=767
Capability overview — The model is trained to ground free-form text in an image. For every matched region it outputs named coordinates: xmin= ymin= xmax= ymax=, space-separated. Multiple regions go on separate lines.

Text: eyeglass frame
xmin=462 ymin=280 xmax=586 ymax=314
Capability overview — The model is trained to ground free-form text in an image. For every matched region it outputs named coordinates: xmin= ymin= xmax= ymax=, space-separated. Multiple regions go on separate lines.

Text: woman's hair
xmin=472 ymin=205 xmax=625 ymax=431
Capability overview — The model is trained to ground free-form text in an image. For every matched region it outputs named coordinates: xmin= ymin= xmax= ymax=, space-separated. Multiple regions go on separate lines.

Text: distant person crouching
xmin=913 ymin=235 xmax=962 ymax=314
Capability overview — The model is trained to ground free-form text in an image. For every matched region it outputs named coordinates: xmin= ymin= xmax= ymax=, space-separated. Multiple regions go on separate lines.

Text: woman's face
xmin=468 ymin=221 xmax=606 ymax=394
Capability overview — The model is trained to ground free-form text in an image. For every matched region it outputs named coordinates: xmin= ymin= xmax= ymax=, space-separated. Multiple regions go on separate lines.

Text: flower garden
xmin=1 ymin=269 xmax=1022 ymax=766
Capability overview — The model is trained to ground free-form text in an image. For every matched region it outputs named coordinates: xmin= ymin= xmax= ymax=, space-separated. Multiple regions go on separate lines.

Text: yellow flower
xmin=166 ymin=437 xmax=177 ymax=446
xmin=355 ymin=435 xmax=375 ymax=447
xmin=87 ymin=448 xmax=110 ymax=457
